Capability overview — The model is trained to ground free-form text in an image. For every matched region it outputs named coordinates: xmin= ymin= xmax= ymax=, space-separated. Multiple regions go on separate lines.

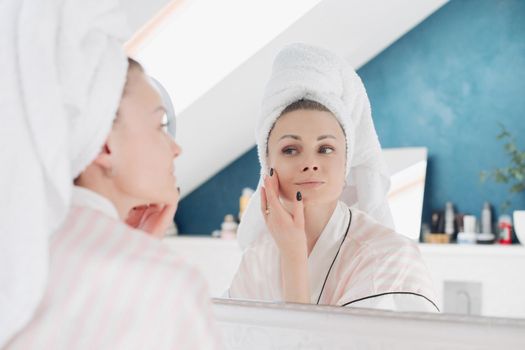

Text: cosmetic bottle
xmin=444 ymin=202 xmax=455 ymax=240
xmin=220 ymin=214 xmax=238 ymax=240
xmin=239 ymin=187 xmax=254 ymax=220
xmin=498 ymin=214 xmax=513 ymax=245
xmin=457 ymin=215 xmax=477 ymax=244
xmin=481 ymin=202 xmax=492 ymax=234
xmin=477 ymin=202 xmax=495 ymax=244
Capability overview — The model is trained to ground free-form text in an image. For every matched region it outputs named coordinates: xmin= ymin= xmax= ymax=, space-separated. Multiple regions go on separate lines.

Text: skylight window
xmin=132 ymin=0 xmax=321 ymax=114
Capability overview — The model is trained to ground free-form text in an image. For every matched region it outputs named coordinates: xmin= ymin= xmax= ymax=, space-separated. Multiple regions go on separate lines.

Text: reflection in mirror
xmin=165 ymin=146 xmax=433 ymax=309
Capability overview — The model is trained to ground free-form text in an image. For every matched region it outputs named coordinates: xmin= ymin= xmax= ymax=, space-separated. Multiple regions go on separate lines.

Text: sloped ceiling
xmin=121 ymin=0 xmax=448 ymax=198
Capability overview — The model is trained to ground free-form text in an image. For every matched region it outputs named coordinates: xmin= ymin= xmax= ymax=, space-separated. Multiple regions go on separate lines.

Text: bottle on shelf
xmin=239 ymin=187 xmax=254 ymax=220
xmin=478 ymin=201 xmax=495 ymax=244
xmin=498 ymin=214 xmax=513 ymax=245
xmin=444 ymin=202 xmax=455 ymax=241
xmin=220 ymin=214 xmax=238 ymax=240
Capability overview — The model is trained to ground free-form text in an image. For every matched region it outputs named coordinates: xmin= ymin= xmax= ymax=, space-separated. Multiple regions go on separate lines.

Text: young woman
xmin=228 ymin=43 xmax=438 ymax=312
xmin=2 ymin=1 xmax=220 ymax=348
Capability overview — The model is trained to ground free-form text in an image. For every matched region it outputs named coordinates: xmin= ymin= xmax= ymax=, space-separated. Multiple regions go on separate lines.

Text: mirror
xmin=384 ymin=147 xmax=427 ymax=241
xmin=126 ymin=0 xmax=525 ymax=326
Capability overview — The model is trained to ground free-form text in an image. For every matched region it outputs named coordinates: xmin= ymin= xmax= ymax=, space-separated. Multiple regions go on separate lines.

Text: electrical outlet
xmin=443 ymin=281 xmax=482 ymax=315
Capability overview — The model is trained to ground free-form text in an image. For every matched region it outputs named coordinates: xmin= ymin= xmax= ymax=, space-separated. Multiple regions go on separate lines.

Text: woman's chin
xmin=161 ymin=187 xmax=178 ymax=203
xmin=141 ymin=186 xmax=178 ymax=207
xmin=301 ymin=193 xmax=339 ymax=207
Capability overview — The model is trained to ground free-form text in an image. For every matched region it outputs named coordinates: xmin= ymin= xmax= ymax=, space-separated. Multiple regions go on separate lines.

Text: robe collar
xmin=72 ymin=186 xmax=119 ymax=220
xmin=308 ymin=201 xmax=351 ymax=303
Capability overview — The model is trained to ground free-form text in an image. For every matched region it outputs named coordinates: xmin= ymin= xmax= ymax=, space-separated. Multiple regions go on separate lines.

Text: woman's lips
xmin=294 ymin=181 xmax=325 ymax=189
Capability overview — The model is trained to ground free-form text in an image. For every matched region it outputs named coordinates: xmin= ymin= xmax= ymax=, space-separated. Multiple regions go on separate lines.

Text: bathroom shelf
xmin=171 ymin=236 xmax=525 ymax=257
xmin=418 ymin=243 xmax=525 ymax=257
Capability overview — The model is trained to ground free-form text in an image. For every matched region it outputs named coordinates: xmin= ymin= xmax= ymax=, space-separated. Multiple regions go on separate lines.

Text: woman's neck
xmin=303 ymin=200 xmax=338 ymax=255
xmin=75 ymin=167 xmax=139 ymax=220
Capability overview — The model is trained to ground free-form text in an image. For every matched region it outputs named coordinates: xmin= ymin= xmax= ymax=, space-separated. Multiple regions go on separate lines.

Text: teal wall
xmin=175 ymin=0 xmax=525 ymax=236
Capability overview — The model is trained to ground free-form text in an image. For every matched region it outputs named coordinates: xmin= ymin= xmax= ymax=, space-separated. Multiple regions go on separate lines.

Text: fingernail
xmin=296 ymin=191 xmax=302 ymax=201
xmin=270 ymin=168 xmax=274 ymax=176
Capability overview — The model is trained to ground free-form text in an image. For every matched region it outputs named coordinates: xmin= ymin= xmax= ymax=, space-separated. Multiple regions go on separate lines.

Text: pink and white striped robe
xmin=5 ymin=187 xmax=221 ymax=349
xmin=229 ymin=201 xmax=439 ymax=312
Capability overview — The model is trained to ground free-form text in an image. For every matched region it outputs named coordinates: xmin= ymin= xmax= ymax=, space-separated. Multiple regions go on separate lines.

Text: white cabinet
xmin=419 ymin=243 xmax=525 ymax=318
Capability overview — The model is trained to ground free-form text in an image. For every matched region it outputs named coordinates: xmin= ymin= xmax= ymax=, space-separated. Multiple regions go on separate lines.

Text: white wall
xmin=120 ymin=0 xmax=169 ymax=33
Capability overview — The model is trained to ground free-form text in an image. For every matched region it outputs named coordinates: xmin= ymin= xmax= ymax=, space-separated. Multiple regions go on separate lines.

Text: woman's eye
xmin=282 ymin=147 xmax=298 ymax=155
xmin=319 ymin=146 xmax=334 ymax=154
xmin=160 ymin=113 xmax=170 ymax=133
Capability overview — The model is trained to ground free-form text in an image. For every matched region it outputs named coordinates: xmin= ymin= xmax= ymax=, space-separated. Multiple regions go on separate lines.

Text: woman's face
xmin=267 ymin=109 xmax=346 ymax=206
xmin=110 ymin=67 xmax=181 ymax=206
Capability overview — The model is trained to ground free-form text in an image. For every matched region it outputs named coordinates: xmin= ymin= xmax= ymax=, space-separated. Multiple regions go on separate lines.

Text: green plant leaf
xmin=513 ymin=170 xmax=524 ymax=182
xmin=511 ymin=182 xmax=525 ymax=193
xmin=505 ymin=142 xmax=517 ymax=153
xmin=513 ymin=152 xmax=525 ymax=166
xmin=481 ymin=123 xmax=525 ymax=197
xmin=494 ymin=169 xmax=509 ymax=183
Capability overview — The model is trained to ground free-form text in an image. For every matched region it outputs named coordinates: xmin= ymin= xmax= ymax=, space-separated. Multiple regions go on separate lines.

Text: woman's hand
xmin=125 ymin=202 xmax=177 ymax=239
xmin=260 ymin=169 xmax=306 ymax=258
xmin=261 ymin=168 xmax=310 ymax=303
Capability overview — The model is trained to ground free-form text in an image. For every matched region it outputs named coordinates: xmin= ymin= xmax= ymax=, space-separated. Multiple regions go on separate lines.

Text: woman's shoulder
xmin=346 ymin=208 xmax=419 ymax=257
xmin=50 ymin=207 xmax=210 ymax=317
xmin=60 ymin=205 xmax=202 ymax=280
xmin=118 ymin=221 xmax=201 ymax=273
xmin=103 ymin=222 xmax=211 ymax=306
xmin=340 ymin=208 xmax=436 ymax=304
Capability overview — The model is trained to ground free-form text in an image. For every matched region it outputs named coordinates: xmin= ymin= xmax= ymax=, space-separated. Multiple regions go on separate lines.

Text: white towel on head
xmin=0 ymin=0 xmax=129 ymax=346
xmin=238 ymin=43 xmax=394 ymax=250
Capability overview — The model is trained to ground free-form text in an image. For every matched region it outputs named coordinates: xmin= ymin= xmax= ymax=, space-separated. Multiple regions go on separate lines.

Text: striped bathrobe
xmin=229 ymin=201 xmax=439 ymax=312
xmin=5 ymin=187 xmax=221 ymax=349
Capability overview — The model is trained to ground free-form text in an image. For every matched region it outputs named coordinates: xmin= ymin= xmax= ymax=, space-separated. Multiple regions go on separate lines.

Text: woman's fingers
xmin=269 ymin=167 xmax=280 ymax=194
xmin=260 ymin=186 xmax=268 ymax=214
xmin=292 ymin=191 xmax=305 ymax=228
xmin=125 ymin=203 xmax=176 ymax=238
xmin=262 ymin=171 xmax=307 ymax=259
xmin=125 ymin=205 xmax=148 ymax=227
xmin=137 ymin=204 xmax=170 ymax=238
xmin=267 ymin=169 xmax=284 ymax=207
xmin=156 ymin=203 xmax=177 ymax=226
xmin=263 ymin=175 xmax=280 ymax=209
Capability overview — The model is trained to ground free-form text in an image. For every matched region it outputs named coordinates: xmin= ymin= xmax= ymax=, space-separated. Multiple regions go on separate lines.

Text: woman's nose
xmin=302 ymin=165 xmax=319 ymax=172
xmin=171 ymin=139 xmax=182 ymax=158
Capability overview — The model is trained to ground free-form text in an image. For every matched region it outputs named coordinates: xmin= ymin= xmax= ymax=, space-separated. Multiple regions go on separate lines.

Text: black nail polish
xmin=296 ymin=191 xmax=302 ymax=201
xmin=270 ymin=168 xmax=274 ymax=176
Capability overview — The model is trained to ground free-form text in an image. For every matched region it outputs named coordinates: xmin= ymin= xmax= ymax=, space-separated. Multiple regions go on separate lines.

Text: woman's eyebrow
xmin=317 ymin=135 xmax=336 ymax=141
xmin=278 ymin=134 xmax=301 ymax=141
xmin=152 ymin=105 xmax=167 ymax=114
xmin=278 ymin=134 xmax=337 ymax=141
